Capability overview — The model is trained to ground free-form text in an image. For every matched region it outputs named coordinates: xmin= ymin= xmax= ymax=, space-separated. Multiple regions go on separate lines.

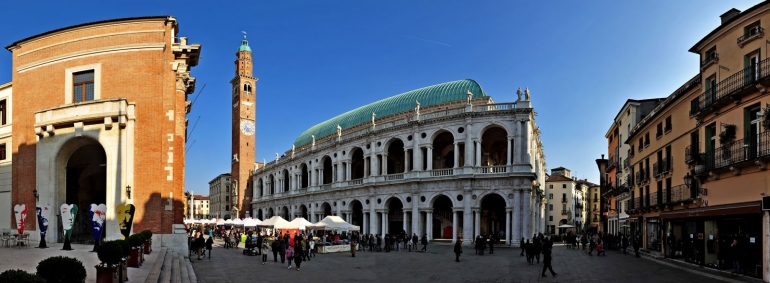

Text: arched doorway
xmin=268 ymin=175 xmax=275 ymax=195
xmin=322 ymin=157 xmax=332 ymax=184
xmin=281 ymin=206 xmax=289 ymax=220
xmin=257 ymin=178 xmax=263 ymax=196
xmin=480 ymin=193 xmax=506 ymax=236
xmin=386 ymin=140 xmax=405 ymax=174
xmin=300 ymin=164 xmax=308 ymax=188
xmin=321 ymin=202 xmax=332 ymax=218
xmin=267 ymin=208 xmax=274 ymax=218
xmin=257 ymin=209 xmax=263 ymax=220
xmin=64 ymin=143 xmax=107 ymax=243
xmin=282 ymin=170 xmax=289 ymax=192
xmin=386 ymin=198 xmax=404 ymax=235
xmin=349 ymin=200 xmax=363 ymax=227
xmin=351 ymin=148 xmax=365 ymax=179
xmin=481 ymin=127 xmax=509 ymax=166
xmin=432 ymin=195 xmax=453 ymax=239
xmin=432 ymin=132 xmax=455 ymax=169
xmin=298 ymin=205 xmax=308 ymax=220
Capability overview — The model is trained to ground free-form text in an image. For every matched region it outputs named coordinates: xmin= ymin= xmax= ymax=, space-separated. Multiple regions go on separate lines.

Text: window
xmin=549 ymin=185 xmax=552 ymax=189
xmin=644 ymin=132 xmax=650 ymax=147
xmin=549 ymin=193 xmax=553 ymax=199
xmin=0 ymin=144 xmax=5 ymax=160
xmin=0 ymin=100 xmax=5 ymax=125
xmin=656 ymin=123 xmax=663 ymax=139
xmin=562 ymin=184 xmax=566 ymax=188
xmin=244 ymin=83 xmax=252 ymax=95
xmin=664 ymin=116 xmax=672 ymax=133
xmin=225 ymin=196 xmax=229 ymax=201
xmin=549 ymin=204 xmax=553 ymax=211
xmin=745 ymin=21 xmax=761 ymax=37
xmin=549 ymin=216 xmax=553 ymax=221
xmin=639 ymin=138 xmax=644 ymax=151
xmin=73 ymin=70 xmax=95 ymax=102
xmin=226 ymin=205 xmax=229 ymax=211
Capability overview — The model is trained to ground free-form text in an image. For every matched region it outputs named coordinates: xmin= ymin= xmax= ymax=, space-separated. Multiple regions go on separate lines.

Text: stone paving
xmin=0 ymin=241 xmax=160 ymax=283
xmin=190 ymin=239 xmax=734 ymax=283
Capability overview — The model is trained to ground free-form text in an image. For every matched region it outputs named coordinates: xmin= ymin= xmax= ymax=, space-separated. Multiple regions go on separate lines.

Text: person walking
xmin=421 ymin=234 xmax=428 ymax=252
xmin=622 ymin=234 xmax=629 ymax=254
xmin=260 ymin=241 xmax=269 ymax=265
xmin=412 ymin=234 xmax=419 ymax=252
xmin=730 ymin=238 xmax=742 ymax=275
xmin=454 ymin=239 xmax=463 ymax=262
xmin=205 ymin=236 xmax=213 ymax=259
xmin=520 ymin=237 xmax=525 ymax=256
xmin=351 ymin=238 xmax=357 ymax=257
xmin=633 ymin=234 xmax=641 ymax=258
xmin=294 ymin=238 xmax=305 ymax=271
xmin=541 ymin=246 xmax=557 ymax=277
xmin=194 ymin=232 xmax=205 ymax=260
xmin=308 ymin=238 xmax=316 ymax=258
xmin=525 ymin=239 xmax=533 ymax=265
xmin=488 ymin=233 xmax=495 ymax=255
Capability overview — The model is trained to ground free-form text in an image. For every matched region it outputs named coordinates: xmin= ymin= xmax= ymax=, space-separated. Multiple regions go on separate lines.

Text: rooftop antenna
xmin=187 ymin=116 xmax=201 ymax=140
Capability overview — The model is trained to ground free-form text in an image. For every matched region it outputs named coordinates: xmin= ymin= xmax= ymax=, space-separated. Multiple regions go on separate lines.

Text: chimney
xmin=720 ymin=8 xmax=741 ymax=25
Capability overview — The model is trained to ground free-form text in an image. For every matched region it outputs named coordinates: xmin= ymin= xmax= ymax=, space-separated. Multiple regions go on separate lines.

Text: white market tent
xmin=258 ymin=216 xmax=292 ymax=229
xmin=232 ymin=218 xmax=244 ymax=225
xmin=288 ymin=217 xmax=314 ymax=230
xmin=307 ymin=216 xmax=360 ymax=231
xmin=557 ymin=224 xmax=575 ymax=228
xmin=224 ymin=219 xmax=234 ymax=225
xmin=216 ymin=218 xmax=226 ymax=225
xmin=242 ymin=217 xmax=261 ymax=227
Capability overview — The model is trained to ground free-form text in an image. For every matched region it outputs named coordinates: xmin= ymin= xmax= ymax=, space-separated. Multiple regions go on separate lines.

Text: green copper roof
xmin=294 ymin=79 xmax=488 ymax=147
xmin=238 ymin=34 xmax=251 ymax=52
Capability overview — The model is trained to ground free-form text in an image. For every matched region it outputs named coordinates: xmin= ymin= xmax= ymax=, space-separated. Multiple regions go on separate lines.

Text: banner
xmin=89 ymin=204 xmax=107 ymax=243
xmin=60 ymin=204 xmax=78 ymax=240
xmin=13 ymin=204 xmax=27 ymax=235
xmin=36 ymin=205 xmax=51 ymax=248
xmin=116 ymin=203 xmax=135 ymax=240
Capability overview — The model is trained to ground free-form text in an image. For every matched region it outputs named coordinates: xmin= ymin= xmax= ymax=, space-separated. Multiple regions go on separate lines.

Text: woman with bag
xmin=260 ymin=241 xmax=269 ymax=265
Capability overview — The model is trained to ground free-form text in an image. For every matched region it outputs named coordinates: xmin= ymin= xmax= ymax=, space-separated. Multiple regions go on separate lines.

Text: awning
xmin=659 ymin=201 xmax=761 ymax=219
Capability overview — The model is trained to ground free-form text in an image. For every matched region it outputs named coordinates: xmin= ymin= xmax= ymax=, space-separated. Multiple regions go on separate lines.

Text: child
xmin=260 ymin=242 xmax=270 ymax=265
xmin=285 ymin=244 xmax=294 ymax=269
xmin=205 ymin=236 xmax=213 ymax=259
xmin=407 ymin=238 xmax=413 ymax=252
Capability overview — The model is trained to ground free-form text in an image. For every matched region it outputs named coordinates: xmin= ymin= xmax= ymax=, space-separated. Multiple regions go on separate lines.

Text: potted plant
xmin=140 ymin=230 xmax=153 ymax=254
xmin=115 ymin=239 xmax=130 ymax=282
xmin=95 ymin=241 xmax=123 ymax=283
xmin=36 ymin=256 xmax=87 ymax=283
xmin=0 ymin=269 xmax=45 ymax=283
xmin=126 ymin=234 xmax=145 ymax=268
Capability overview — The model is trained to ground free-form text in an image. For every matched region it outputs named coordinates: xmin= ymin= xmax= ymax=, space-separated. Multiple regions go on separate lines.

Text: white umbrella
xmin=258 ymin=216 xmax=292 ymax=229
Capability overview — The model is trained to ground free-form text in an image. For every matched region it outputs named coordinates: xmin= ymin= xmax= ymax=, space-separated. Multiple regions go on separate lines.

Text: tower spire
xmin=238 ymin=31 xmax=251 ymax=52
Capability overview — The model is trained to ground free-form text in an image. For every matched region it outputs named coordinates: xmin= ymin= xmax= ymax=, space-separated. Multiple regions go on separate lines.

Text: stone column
xmin=426 ymin=211 xmax=433 ymax=240
xmin=512 ymin=191 xmax=521 ymax=241
xmin=364 ymin=158 xmax=370 ymax=177
xmin=475 ymin=140 xmax=482 ymax=166
xmin=473 ymin=208 xmax=481 ymax=239
xmin=346 ymin=162 xmax=351 ymax=181
xmin=463 ymin=194 xmax=472 ymax=245
xmin=522 ymin=120 xmax=531 ymax=164
xmin=451 ymin=210 xmax=458 ymax=244
xmin=523 ymin=190 xmax=532 ymax=240
xmin=290 ymin=206 xmax=295 ymax=220
xmin=370 ymin=143 xmax=379 ymax=176
xmin=426 ymin=146 xmax=433 ymax=170
xmin=333 ymin=164 xmax=338 ymax=183
xmin=347 ymin=213 xmax=352 ymax=224
xmin=465 ymin=123 xmax=473 ymax=166
xmin=453 ymin=142 xmax=459 ymax=168
xmin=318 ymin=168 xmax=323 ymax=185
xmin=403 ymin=211 xmax=408 ymax=234
xmin=507 ymin=136 xmax=513 ymax=166
xmin=506 ymin=207 xmax=512 ymax=246
xmin=404 ymin=148 xmax=410 ymax=173
xmin=363 ymin=212 xmax=369 ymax=234
xmin=310 ymin=203 xmax=316 ymax=222
xmin=413 ymin=137 xmax=422 ymax=171
xmin=384 ymin=212 xmax=389 ymax=234
xmin=370 ymin=202 xmax=377 ymax=235
xmin=411 ymin=194 xmax=419 ymax=237
xmin=382 ymin=154 xmax=388 ymax=175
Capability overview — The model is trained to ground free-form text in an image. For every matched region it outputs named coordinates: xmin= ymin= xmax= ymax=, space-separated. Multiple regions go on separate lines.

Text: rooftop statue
xmin=516 ymin=87 xmax=523 ymax=101
xmin=415 ymin=100 xmax=420 ymax=116
xmin=525 ymin=87 xmax=531 ymax=101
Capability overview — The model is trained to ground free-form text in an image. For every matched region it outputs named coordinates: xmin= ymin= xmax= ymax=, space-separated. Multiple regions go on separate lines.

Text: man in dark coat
xmin=454 ymin=239 xmax=463 ymax=262
xmin=541 ymin=246 xmax=557 ymax=277
xmin=420 ymin=234 xmax=428 ymax=252
xmin=488 ymin=233 xmax=495 ymax=254
xmin=525 ymin=239 xmax=533 ymax=264
xmin=520 ymin=237 xmax=525 ymax=256
xmin=632 ymin=234 xmax=641 ymax=258
xmin=533 ymin=237 xmax=541 ymax=263
xmin=730 ymin=238 xmax=742 ymax=274
xmin=622 ymin=234 xmax=629 ymax=254
xmin=256 ymin=233 xmax=263 ymax=255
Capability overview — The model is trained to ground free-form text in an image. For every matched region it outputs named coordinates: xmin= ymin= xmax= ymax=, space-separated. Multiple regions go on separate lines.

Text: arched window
xmin=243 ymin=83 xmax=252 ymax=95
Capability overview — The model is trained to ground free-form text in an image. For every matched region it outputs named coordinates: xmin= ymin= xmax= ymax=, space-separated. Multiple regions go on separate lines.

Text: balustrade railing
xmin=430 ymin=168 xmax=454 ymax=177
xmin=694 ymin=56 xmax=770 ymax=116
xmin=477 ymin=165 xmax=507 ymax=174
xmin=650 ymin=192 xmax=659 ymax=207
xmin=421 ymin=107 xmax=466 ymax=121
xmin=474 ymin=103 xmax=517 ymax=112
xmin=670 ymin=184 xmax=691 ymax=203
xmin=348 ymin=179 xmax=363 ymax=186
xmin=386 ymin=173 xmax=404 ymax=181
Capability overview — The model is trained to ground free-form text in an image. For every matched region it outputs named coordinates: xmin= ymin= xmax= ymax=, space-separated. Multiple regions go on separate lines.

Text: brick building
xmin=0 ymin=16 xmax=201 ymax=253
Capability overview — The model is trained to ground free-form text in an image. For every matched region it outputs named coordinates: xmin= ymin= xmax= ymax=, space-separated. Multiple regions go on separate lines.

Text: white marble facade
xmin=251 ymin=100 xmax=547 ymax=246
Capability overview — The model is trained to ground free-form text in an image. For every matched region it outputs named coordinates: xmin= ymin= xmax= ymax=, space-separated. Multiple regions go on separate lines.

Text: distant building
xmin=208 ymin=173 xmax=231 ymax=219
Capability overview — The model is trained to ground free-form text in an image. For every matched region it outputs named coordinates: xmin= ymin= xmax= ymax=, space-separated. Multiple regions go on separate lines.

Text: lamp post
xmin=683 ymin=172 xmax=707 ymax=197
xmin=125 ymin=185 xmax=132 ymax=199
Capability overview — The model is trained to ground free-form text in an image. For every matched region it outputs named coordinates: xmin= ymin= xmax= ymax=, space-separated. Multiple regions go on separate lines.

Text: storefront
xmin=645 ymin=217 xmax=661 ymax=251
xmin=661 ymin=201 xmax=763 ymax=279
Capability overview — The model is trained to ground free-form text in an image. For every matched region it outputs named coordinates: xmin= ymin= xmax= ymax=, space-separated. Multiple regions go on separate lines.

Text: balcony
xmin=696 ymin=132 xmax=770 ymax=174
xmin=670 ymin=184 xmax=694 ymax=203
xmin=737 ymin=26 xmax=764 ymax=47
xmin=606 ymin=156 xmax=618 ymax=172
xmin=700 ymin=52 xmax=719 ymax=69
xmin=653 ymin=162 xmax=660 ymax=177
xmin=629 ymin=148 xmax=635 ymax=158
xmin=650 ymin=191 xmax=659 ymax=207
xmin=661 ymin=157 xmax=671 ymax=174
xmin=561 ymin=210 xmax=569 ymax=215
xmin=691 ymin=56 xmax=770 ymax=118
xmin=561 ymin=198 xmax=568 ymax=204
xmin=476 ymin=165 xmax=507 ymax=174
xmin=685 ymin=145 xmax=699 ymax=164
xmin=431 ymin=168 xmax=454 ymax=176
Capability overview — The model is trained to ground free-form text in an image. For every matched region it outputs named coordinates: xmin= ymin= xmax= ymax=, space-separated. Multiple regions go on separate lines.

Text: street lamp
xmin=683 ymin=172 xmax=707 ymax=196
xmin=126 ymin=185 xmax=132 ymax=199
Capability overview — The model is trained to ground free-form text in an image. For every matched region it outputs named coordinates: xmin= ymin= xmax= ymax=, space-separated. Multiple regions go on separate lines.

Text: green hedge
xmin=115 ymin=239 xmax=131 ymax=258
xmin=36 ymin=256 xmax=86 ymax=283
xmin=140 ymin=230 xmax=153 ymax=241
xmin=0 ymin=269 xmax=45 ymax=283
xmin=127 ymin=234 xmax=145 ymax=248
xmin=97 ymin=241 xmax=124 ymax=265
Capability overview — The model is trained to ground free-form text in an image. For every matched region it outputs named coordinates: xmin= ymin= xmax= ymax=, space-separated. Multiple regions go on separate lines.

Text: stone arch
xmin=479 ymin=124 xmax=510 ymax=166
xmin=257 ymin=208 xmax=264 ymax=220
xmin=479 ymin=192 xmax=507 ymax=235
xmin=281 ymin=206 xmax=289 ymax=219
xmin=268 ymin=174 xmax=275 ymax=195
xmin=474 ymin=190 xmax=511 ymax=208
xmin=282 ymin=169 xmax=289 ymax=192
xmin=429 ymin=193 xmax=455 ymax=239
xmin=300 ymin=163 xmax=309 ymax=188
xmin=384 ymin=195 xmax=405 ymax=235
xmin=431 ymin=130 xmax=457 ymax=169
xmin=298 ymin=204 xmax=308 ymax=220
xmin=320 ymin=202 xmax=332 ymax=217
xmin=347 ymin=198 xmax=364 ymax=228
xmin=385 ymin=138 xmax=406 ymax=174
xmin=267 ymin=207 xmax=274 ymax=218
xmin=257 ymin=178 xmax=263 ymax=197
xmin=349 ymin=147 xmax=365 ymax=180
xmin=427 ymin=192 xmax=457 ymax=208
xmin=320 ymin=155 xmax=333 ymax=184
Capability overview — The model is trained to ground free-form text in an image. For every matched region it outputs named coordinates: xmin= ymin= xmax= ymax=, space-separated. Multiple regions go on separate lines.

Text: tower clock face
xmin=240 ymin=120 xmax=255 ymax=136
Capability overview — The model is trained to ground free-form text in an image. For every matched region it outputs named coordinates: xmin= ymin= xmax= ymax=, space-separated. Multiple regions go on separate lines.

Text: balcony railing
xmin=477 ymin=165 xmax=507 ymax=174
xmin=474 ymin=103 xmax=517 ymax=112
xmin=386 ymin=173 xmax=404 ymax=181
xmin=670 ymin=184 xmax=693 ymax=203
xmin=629 ymin=148 xmax=635 ymax=157
xmin=661 ymin=157 xmax=671 ymax=174
xmin=650 ymin=192 xmax=659 ymax=207
xmin=697 ymin=131 xmax=770 ymax=173
xmin=700 ymin=52 xmax=719 ymax=69
xmin=561 ymin=210 xmax=569 ymax=215
xmin=692 ymin=56 xmax=770 ymax=117
xmin=662 ymin=188 xmax=671 ymax=204
xmin=653 ymin=162 xmax=660 ymax=177
xmin=633 ymin=198 xmax=641 ymax=211
xmin=348 ymin=179 xmax=363 ymax=186
xmin=431 ymin=168 xmax=454 ymax=176
xmin=737 ymin=26 xmax=764 ymax=47
xmin=685 ymin=145 xmax=698 ymax=164
xmin=607 ymin=156 xmax=618 ymax=172
xmin=561 ymin=198 xmax=568 ymax=204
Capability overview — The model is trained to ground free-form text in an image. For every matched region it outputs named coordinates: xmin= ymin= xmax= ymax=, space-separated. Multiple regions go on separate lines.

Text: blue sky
xmin=0 ymin=0 xmax=761 ymax=195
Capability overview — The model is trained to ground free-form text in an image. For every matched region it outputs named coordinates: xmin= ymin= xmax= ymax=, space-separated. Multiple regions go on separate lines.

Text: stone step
xmin=143 ymin=247 xmax=168 ymax=283
xmin=159 ymin=249 xmax=173 ymax=283
xmin=171 ymin=253 xmax=181 ymax=283
xmin=177 ymin=252 xmax=190 ymax=283
xmin=184 ymin=255 xmax=197 ymax=283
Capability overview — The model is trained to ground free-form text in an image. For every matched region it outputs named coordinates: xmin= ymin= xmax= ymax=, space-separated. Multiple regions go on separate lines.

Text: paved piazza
xmin=191 ymin=239 xmax=735 ymax=283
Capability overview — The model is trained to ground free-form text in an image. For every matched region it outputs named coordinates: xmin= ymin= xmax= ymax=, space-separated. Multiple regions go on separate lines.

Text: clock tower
xmin=230 ymin=33 xmax=256 ymax=219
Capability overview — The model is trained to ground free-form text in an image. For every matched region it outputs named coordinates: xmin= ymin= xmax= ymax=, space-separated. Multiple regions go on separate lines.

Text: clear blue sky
xmin=0 ymin=0 xmax=761 ymax=195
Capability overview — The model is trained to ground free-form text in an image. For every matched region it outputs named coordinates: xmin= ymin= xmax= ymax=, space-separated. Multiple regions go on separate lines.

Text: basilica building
xmin=242 ymin=38 xmax=547 ymax=245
